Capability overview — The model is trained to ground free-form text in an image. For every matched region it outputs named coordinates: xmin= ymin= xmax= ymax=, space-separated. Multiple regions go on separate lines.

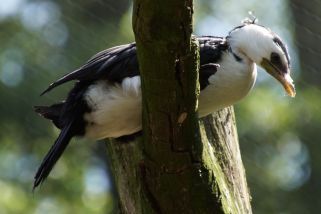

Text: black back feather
xmin=40 ymin=37 xmax=227 ymax=95
xmin=40 ymin=43 xmax=138 ymax=95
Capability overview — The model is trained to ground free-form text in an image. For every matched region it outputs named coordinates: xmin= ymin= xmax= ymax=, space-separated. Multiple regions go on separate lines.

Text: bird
xmin=33 ymin=22 xmax=295 ymax=189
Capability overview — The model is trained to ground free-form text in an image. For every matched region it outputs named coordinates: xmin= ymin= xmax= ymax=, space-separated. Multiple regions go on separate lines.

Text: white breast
xmin=198 ymin=52 xmax=257 ymax=117
xmin=84 ymin=76 xmax=142 ymax=139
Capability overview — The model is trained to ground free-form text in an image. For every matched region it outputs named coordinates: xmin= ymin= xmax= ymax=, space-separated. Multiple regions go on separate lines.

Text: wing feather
xmin=41 ymin=43 xmax=138 ymax=95
xmin=41 ymin=37 xmax=227 ymax=95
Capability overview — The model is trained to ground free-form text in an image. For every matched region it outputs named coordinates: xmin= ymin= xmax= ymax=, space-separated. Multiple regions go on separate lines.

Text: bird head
xmin=228 ymin=23 xmax=296 ymax=97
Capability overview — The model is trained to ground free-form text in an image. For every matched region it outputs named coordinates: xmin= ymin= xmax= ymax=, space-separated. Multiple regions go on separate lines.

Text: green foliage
xmin=0 ymin=0 xmax=132 ymax=213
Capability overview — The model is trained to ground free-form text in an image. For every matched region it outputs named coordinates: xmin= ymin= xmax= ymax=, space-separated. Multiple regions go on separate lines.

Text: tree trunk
xmin=106 ymin=108 xmax=251 ymax=214
xmin=106 ymin=0 xmax=252 ymax=213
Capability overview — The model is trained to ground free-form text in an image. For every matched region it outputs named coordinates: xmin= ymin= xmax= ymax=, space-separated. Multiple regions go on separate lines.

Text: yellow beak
xmin=261 ymin=58 xmax=296 ymax=97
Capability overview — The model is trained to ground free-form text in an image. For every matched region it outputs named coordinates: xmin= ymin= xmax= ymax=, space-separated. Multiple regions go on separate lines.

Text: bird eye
xmin=270 ymin=52 xmax=287 ymax=73
xmin=271 ymin=52 xmax=281 ymax=65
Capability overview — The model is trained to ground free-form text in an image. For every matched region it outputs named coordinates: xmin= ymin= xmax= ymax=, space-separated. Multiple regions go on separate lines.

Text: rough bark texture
xmin=200 ymin=109 xmax=252 ymax=214
xmin=105 ymin=0 xmax=252 ymax=213
xmin=106 ymin=108 xmax=252 ymax=214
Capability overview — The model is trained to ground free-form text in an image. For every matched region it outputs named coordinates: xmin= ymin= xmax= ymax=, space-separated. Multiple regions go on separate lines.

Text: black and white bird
xmin=33 ymin=22 xmax=295 ymax=189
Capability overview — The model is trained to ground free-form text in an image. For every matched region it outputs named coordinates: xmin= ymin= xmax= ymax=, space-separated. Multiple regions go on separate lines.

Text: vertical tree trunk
xmin=106 ymin=0 xmax=252 ymax=213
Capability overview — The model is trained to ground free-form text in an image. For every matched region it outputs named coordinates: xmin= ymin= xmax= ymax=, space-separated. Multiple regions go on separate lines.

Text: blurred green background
xmin=0 ymin=0 xmax=320 ymax=213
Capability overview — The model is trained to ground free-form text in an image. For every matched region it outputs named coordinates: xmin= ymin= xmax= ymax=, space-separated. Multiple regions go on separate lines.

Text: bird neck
xmin=227 ymin=36 xmax=255 ymax=64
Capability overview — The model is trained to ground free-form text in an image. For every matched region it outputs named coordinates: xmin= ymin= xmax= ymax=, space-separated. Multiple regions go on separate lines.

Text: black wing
xmin=41 ymin=43 xmax=139 ymax=95
xmin=199 ymin=63 xmax=219 ymax=90
xmin=41 ymin=36 xmax=227 ymax=95
xmin=199 ymin=36 xmax=227 ymax=64
xmin=199 ymin=36 xmax=227 ymax=90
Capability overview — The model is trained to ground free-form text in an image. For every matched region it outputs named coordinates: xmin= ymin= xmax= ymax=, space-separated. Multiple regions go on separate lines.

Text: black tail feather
xmin=33 ymin=122 xmax=73 ymax=190
xmin=34 ymin=103 xmax=64 ymax=129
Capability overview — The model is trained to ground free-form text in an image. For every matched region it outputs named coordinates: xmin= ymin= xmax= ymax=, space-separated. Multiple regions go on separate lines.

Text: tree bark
xmin=105 ymin=0 xmax=252 ymax=213
xmin=106 ymin=108 xmax=252 ymax=214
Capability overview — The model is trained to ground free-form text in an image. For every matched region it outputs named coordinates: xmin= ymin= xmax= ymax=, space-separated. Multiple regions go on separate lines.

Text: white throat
xmin=198 ymin=48 xmax=257 ymax=117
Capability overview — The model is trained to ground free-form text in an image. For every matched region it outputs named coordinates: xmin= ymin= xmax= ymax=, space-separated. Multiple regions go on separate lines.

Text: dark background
xmin=0 ymin=0 xmax=320 ymax=213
